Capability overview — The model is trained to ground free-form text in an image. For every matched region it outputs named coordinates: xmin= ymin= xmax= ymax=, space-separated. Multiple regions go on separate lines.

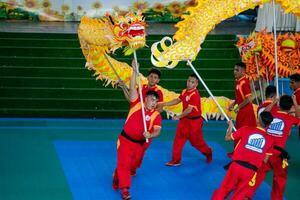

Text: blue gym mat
xmin=54 ymin=140 xmax=273 ymax=200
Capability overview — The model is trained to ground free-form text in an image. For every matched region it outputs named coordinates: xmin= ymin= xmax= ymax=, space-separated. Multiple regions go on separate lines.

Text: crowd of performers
xmin=111 ymin=60 xmax=300 ymax=200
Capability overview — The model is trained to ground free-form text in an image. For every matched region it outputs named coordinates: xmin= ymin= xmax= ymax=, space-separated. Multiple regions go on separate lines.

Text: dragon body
xmin=78 ymin=12 xmax=236 ymax=120
xmin=151 ymin=0 xmax=300 ymax=68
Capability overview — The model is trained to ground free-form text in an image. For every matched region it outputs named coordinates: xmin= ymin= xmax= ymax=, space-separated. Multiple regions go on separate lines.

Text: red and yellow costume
xmin=133 ymin=84 xmax=164 ymax=170
xmin=113 ymin=97 xmax=162 ymax=189
xmin=235 ymin=76 xmax=256 ymax=129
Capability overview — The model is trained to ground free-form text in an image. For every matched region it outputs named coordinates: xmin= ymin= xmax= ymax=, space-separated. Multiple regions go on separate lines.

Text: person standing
xmin=159 ymin=74 xmax=212 ymax=166
xmin=118 ymin=67 xmax=164 ymax=176
xmin=228 ymin=62 xmax=257 ymax=157
xmin=112 ymin=60 xmax=162 ymax=200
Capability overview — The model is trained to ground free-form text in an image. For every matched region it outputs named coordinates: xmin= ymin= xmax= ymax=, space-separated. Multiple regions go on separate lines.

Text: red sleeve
xmin=153 ymin=113 xmax=162 ymax=128
xmin=130 ymin=95 xmax=140 ymax=108
xmin=188 ymin=92 xmax=200 ymax=107
xmin=242 ymin=80 xmax=252 ymax=98
xmin=232 ymin=127 xmax=246 ymax=141
xmin=179 ymin=90 xmax=185 ymax=102
xmin=158 ymin=90 xmax=164 ymax=103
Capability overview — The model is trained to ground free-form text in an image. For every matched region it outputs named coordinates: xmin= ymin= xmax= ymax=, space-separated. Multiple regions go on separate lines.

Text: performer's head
xmin=145 ymin=90 xmax=159 ymax=110
xmin=279 ymin=95 xmax=293 ymax=112
xmin=289 ymin=73 xmax=300 ymax=91
xmin=234 ymin=62 xmax=246 ymax=80
xmin=147 ymin=68 xmax=161 ymax=87
xmin=265 ymin=85 xmax=277 ymax=99
xmin=187 ymin=73 xmax=199 ymax=90
xmin=258 ymin=111 xmax=273 ymax=128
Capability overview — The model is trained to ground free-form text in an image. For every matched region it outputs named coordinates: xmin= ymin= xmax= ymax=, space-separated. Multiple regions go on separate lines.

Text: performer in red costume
xmin=112 ymin=60 xmax=162 ymax=200
xmin=158 ymin=74 xmax=212 ymax=166
xmin=212 ymin=111 xmax=274 ymax=200
xmin=257 ymin=85 xmax=279 ymax=115
xmin=227 ymin=62 xmax=256 ymax=157
xmin=246 ymin=95 xmax=300 ymax=200
xmin=119 ymin=67 xmax=164 ymax=176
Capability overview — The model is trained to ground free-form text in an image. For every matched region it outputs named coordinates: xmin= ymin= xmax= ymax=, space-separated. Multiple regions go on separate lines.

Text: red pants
xmin=114 ymin=135 xmax=144 ymax=189
xmin=247 ymin=153 xmax=287 ymax=200
xmin=236 ymin=104 xmax=256 ymax=129
xmin=171 ymin=117 xmax=212 ymax=162
xmin=212 ymin=162 xmax=257 ymax=200
xmin=133 ymin=139 xmax=152 ymax=170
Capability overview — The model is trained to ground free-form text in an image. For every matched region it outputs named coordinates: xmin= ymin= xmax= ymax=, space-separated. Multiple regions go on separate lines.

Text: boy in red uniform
xmin=228 ymin=62 xmax=256 ymax=157
xmin=159 ymin=74 xmax=212 ymax=166
xmin=246 ymin=95 xmax=300 ymax=200
xmin=257 ymin=85 xmax=279 ymax=115
xmin=212 ymin=111 xmax=274 ymax=200
xmin=112 ymin=60 xmax=162 ymax=200
xmin=119 ymin=67 xmax=164 ymax=176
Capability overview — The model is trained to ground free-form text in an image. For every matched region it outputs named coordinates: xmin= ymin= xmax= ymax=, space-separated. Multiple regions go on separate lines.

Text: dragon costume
xmin=236 ymin=31 xmax=300 ymax=81
xmin=78 ymin=11 xmax=235 ymax=120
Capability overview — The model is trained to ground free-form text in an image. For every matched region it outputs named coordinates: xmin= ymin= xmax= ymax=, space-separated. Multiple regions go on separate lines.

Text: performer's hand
xmin=228 ymin=102 xmax=235 ymax=111
xmin=172 ymin=115 xmax=180 ymax=120
xmin=131 ymin=59 xmax=139 ymax=72
xmin=233 ymin=107 xmax=239 ymax=113
xmin=116 ymin=80 xmax=126 ymax=88
xmin=143 ymin=131 xmax=151 ymax=139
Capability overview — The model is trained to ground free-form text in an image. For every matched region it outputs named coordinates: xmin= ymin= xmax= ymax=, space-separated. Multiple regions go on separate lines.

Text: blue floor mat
xmin=54 ymin=140 xmax=273 ymax=200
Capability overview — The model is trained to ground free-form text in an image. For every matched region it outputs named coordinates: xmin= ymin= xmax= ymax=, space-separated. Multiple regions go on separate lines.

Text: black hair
xmin=260 ymin=111 xmax=273 ymax=127
xmin=235 ymin=62 xmax=246 ymax=69
xmin=146 ymin=90 xmax=159 ymax=100
xmin=189 ymin=73 xmax=199 ymax=81
xmin=279 ymin=95 xmax=293 ymax=111
xmin=148 ymin=68 xmax=161 ymax=78
xmin=289 ymin=73 xmax=300 ymax=82
xmin=265 ymin=85 xmax=277 ymax=99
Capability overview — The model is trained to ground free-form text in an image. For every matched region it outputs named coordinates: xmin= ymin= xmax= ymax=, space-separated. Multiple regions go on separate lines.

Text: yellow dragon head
xmin=109 ymin=12 xmax=146 ymax=53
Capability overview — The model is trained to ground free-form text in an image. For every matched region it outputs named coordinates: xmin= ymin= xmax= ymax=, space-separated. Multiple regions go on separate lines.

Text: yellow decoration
xmin=78 ymin=12 xmax=236 ymax=120
xmin=151 ymin=0 xmax=300 ymax=68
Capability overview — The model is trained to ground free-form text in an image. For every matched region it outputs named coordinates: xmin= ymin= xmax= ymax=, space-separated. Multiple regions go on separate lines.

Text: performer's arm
xmin=129 ymin=59 xmax=138 ymax=102
xmin=225 ymin=120 xmax=234 ymax=141
xmin=234 ymin=96 xmax=252 ymax=113
xmin=144 ymin=126 xmax=161 ymax=139
xmin=173 ymin=105 xmax=193 ymax=120
xmin=118 ymin=80 xmax=130 ymax=102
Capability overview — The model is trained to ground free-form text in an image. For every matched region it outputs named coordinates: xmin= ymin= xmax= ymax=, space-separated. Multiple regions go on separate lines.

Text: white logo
xmin=185 ymin=96 xmax=190 ymax=102
xmin=267 ymin=118 xmax=284 ymax=137
xmin=245 ymin=133 xmax=266 ymax=153
xmin=145 ymin=115 xmax=151 ymax=121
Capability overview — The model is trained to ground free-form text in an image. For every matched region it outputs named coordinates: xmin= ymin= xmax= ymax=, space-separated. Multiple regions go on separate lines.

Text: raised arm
xmin=129 ymin=59 xmax=138 ymax=102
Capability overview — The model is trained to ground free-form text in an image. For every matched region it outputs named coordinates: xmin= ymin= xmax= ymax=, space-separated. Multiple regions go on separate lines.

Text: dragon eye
xmin=119 ymin=23 xmax=128 ymax=29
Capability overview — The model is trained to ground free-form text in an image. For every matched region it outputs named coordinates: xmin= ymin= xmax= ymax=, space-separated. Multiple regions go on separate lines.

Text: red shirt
xmin=266 ymin=111 xmax=300 ymax=149
xmin=294 ymin=88 xmax=300 ymax=105
xmin=123 ymin=97 xmax=162 ymax=141
xmin=235 ymin=76 xmax=252 ymax=105
xmin=257 ymin=100 xmax=279 ymax=115
xmin=179 ymin=88 xmax=201 ymax=118
xmin=141 ymin=84 xmax=164 ymax=103
xmin=232 ymin=126 xmax=274 ymax=168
